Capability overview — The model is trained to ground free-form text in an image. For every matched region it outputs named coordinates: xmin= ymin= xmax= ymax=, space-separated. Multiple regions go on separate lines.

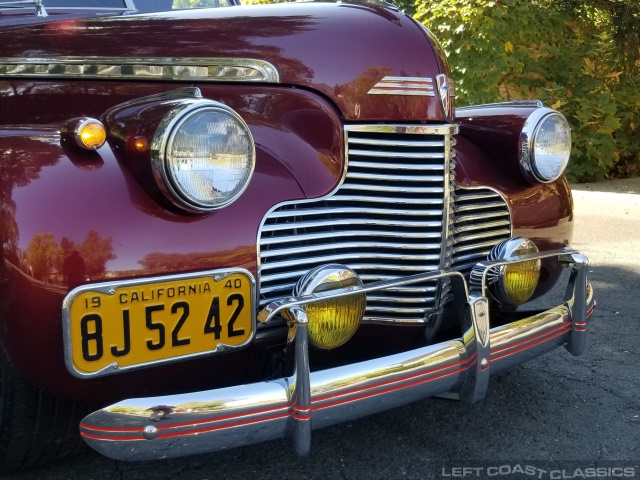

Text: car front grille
xmin=257 ymin=124 xmax=511 ymax=324
xmin=451 ymin=188 xmax=512 ymax=275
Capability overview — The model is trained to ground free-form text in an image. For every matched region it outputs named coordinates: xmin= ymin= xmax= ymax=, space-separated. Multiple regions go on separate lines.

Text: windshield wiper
xmin=0 ymin=0 xmax=47 ymax=17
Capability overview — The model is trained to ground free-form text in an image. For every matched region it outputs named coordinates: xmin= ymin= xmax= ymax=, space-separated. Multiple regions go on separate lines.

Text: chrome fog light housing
xmin=152 ymin=100 xmax=255 ymax=212
xmin=293 ymin=264 xmax=366 ymax=349
xmin=520 ymin=109 xmax=571 ymax=183
xmin=488 ymin=237 xmax=541 ymax=306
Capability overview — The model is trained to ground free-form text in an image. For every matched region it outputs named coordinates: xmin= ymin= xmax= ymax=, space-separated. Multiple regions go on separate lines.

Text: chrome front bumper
xmin=81 ymin=249 xmax=594 ymax=461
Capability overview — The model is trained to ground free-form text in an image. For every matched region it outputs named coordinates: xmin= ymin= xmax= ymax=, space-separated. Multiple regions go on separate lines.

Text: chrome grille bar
xmin=348 ymin=138 xmax=444 ymax=148
xmin=348 ymin=149 xmax=446 ymax=159
xmin=338 ymin=183 xmax=444 ymax=193
xmin=348 ymin=161 xmax=444 ymax=171
xmin=261 ymin=218 xmax=443 ymax=231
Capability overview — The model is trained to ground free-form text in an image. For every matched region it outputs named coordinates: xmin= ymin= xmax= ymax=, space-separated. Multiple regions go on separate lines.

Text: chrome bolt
xmin=143 ymin=425 xmax=158 ymax=440
xmin=480 ymin=358 xmax=488 ymax=369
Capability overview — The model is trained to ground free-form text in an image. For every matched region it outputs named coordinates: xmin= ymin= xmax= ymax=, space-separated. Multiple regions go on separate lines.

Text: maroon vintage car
xmin=0 ymin=0 xmax=594 ymax=472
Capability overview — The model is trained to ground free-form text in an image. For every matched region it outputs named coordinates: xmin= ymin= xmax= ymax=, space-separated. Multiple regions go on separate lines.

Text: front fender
xmin=0 ymin=86 xmax=343 ymax=401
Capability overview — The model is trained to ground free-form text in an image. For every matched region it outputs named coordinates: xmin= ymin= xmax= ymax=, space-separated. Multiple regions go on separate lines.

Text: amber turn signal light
xmin=61 ymin=117 xmax=107 ymax=151
xmin=133 ymin=136 xmax=148 ymax=152
xmin=77 ymin=119 xmax=107 ymax=150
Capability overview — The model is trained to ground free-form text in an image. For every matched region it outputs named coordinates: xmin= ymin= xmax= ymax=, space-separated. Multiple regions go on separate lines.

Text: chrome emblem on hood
xmin=436 ymin=74 xmax=455 ymax=121
xmin=367 ymin=76 xmax=435 ymax=97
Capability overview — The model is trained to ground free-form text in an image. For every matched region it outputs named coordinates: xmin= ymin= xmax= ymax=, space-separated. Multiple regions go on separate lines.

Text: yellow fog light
xmin=294 ymin=264 xmax=366 ymax=349
xmin=489 ymin=237 xmax=541 ymax=306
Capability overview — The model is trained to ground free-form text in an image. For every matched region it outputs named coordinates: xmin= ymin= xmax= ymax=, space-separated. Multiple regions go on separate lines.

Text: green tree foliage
xmin=414 ymin=0 xmax=640 ymax=181
xmin=78 ymin=230 xmax=116 ymax=279
xmin=23 ymin=231 xmax=115 ymax=284
xmin=25 ymin=233 xmax=58 ymax=282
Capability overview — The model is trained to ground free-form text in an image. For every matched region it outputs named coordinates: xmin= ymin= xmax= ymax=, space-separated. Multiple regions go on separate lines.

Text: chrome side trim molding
xmin=0 ymin=57 xmax=280 ymax=83
xmin=81 ymin=249 xmax=593 ymax=461
xmin=457 ymin=100 xmax=544 ymax=111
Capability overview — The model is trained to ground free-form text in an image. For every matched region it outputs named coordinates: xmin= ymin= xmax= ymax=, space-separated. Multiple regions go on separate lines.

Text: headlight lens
xmin=488 ymin=237 xmax=541 ymax=306
xmin=532 ymin=113 xmax=571 ymax=182
xmin=520 ymin=109 xmax=571 ymax=184
xmin=154 ymin=101 xmax=255 ymax=212
xmin=294 ymin=265 xmax=366 ymax=349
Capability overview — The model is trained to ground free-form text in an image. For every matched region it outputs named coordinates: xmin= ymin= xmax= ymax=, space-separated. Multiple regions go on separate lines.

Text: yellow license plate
xmin=63 ymin=270 xmax=254 ymax=377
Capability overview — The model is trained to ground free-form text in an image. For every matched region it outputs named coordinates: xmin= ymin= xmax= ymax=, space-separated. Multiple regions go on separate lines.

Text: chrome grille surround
xmin=257 ymin=124 xmax=512 ymax=325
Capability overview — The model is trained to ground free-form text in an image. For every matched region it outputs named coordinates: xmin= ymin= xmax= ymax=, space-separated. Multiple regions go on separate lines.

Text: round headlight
xmin=152 ymin=100 xmax=255 ymax=212
xmin=294 ymin=264 xmax=366 ymax=349
xmin=488 ymin=237 xmax=541 ymax=306
xmin=520 ymin=109 xmax=571 ymax=183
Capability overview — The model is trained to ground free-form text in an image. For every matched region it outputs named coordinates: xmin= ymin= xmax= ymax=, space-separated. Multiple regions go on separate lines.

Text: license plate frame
xmin=62 ymin=268 xmax=255 ymax=379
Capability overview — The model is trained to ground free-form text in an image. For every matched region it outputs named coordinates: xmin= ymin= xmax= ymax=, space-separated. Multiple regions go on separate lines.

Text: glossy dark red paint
xmin=456 ymin=105 xmax=538 ymax=184
xmin=0 ymin=2 xmax=576 ymax=404
xmin=0 ymin=3 xmax=445 ymax=122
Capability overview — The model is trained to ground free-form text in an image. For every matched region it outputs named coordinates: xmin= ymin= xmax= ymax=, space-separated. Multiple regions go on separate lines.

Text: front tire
xmin=0 ymin=349 xmax=91 ymax=473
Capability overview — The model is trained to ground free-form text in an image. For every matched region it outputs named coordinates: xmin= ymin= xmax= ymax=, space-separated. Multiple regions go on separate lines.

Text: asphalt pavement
xmin=5 ymin=178 xmax=640 ymax=480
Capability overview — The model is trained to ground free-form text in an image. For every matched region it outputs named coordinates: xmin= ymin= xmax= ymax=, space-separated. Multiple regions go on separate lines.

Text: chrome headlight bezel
xmin=519 ymin=108 xmax=572 ymax=184
xmin=151 ymin=99 xmax=255 ymax=213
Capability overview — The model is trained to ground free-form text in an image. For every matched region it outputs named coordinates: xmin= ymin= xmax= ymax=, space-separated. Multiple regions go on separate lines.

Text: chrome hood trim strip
xmin=0 ymin=57 xmax=280 ymax=83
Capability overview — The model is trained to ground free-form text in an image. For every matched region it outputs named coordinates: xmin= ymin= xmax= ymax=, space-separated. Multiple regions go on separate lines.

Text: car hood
xmin=0 ymin=2 xmax=449 ymax=121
